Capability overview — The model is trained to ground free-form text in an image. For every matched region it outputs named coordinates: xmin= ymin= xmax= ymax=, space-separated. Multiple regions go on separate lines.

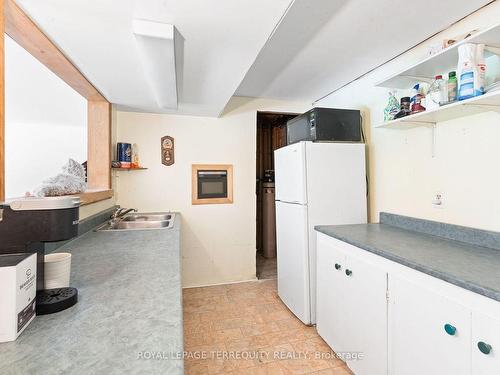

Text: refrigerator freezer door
xmin=274 ymin=142 xmax=307 ymax=204
xmin=276 ymin=200 xmax=311 ymax=324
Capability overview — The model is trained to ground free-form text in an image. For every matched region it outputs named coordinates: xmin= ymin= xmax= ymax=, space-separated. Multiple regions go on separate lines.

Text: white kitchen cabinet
xmin=389 ymin=275 xmax=471 ymax=375
xmin=316 ymin=233 xmax=387 ymax=375
xmin=472 ymin=312 xmax=500 ymax=375
xmin=317 ymin=234 xmax=349 ymax=353
xmin=316 ymin=232 xmax=500 ymax=375
xmin=342 ymin=250 xmax=387 ymax=375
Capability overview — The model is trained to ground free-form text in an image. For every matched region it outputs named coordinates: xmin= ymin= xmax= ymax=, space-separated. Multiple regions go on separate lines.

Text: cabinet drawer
xmin=472 ymin=312 xmax=500 ymax=375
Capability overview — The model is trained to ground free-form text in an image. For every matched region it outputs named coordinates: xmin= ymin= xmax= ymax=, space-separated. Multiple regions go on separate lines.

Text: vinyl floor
xmin=183 ymin=279 xmax=353 ymax=374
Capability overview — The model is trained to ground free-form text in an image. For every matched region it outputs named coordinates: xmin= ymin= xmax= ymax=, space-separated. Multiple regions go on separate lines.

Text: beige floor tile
xmin=312 ymin=366 xmax=354 ymax=375
xmin=278 ymin=357 xmax=332 ymax=374
xmin=244 ymin=361 xmax=292 ymax=375
xmin=253 ymin=343 xmax=295 ymax=365
xmin=265 ymin=309 xmax=296 ymax=322
xmin=228 ymin=290 xmax=262 ymax=300
xmin=291 ymin=337 xmax=345 ymax=370
xmin=231 ymin=357 xmax=262 ymax=370
xmin=241 ymin=321 xmax=281 ymax=337
xmin=213 ymin=317 xmax=251 ymax=331
xmin=258 ymin=331 xmax=291 ymax=347
xmin=225 ymin=334 xmax=270 ymax=352
xmin=184 ymin=279 xmax=348 ymax=375
xmin=205 ymin=358 xmax=236 ymax=374
xmin=227 ymin=365 xmax=273 ymax=375
xmin=290 ymin=337 xmax=332 ymax=354
xmin=212 ymin=328 xmax=245 ymax=343
xmin=196 ymin=310 xmax=220 ymax=321
xmin=184 ymin=360 xmax=209 ymax=375
xmin=239 ymin=305 xmax=265 ymax=315
xmin=184 ymin=320 xmax=214 ymax=336
xmin=185 ymin=342 xmax=227 ymax=355
xmin=262 ymin=303 xmax=288 ymax=313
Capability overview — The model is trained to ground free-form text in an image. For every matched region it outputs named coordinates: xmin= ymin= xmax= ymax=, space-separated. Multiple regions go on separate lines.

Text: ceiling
xmin=236 ymin=0 xmax=492 ymax=102
xmin=16 ymin=0 xmax=293 ymax=117
xmin=16 ymin=0 xmax=492 ymax=117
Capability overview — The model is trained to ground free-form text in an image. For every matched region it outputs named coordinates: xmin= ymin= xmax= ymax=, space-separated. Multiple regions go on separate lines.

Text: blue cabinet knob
xmin=345 ymin=269 xmax=352 ymax=276
xmin=444 ymin=324 xmax=456 ymax=336
xmin=478 ymin=341 xmax=492 ymax=355
xmin=334 ymin=263 xmax=341 ymax=270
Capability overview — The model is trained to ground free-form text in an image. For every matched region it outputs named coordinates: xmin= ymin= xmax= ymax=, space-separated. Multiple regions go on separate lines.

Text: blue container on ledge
xmin=117 ymin=143 xmax=132 ymax=168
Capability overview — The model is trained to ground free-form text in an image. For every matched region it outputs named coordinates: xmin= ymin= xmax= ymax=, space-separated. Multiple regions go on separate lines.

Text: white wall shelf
xmin=377 ymin=23 xmax=500 ymax=89
xmin=376 ymin=89 xmax=500 ymax=129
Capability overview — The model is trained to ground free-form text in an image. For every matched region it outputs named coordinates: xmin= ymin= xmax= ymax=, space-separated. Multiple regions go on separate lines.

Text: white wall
xmin=116 ymin=97 xmax=310 ymax=287
xmin=316 ymin=2 xmax=500 ymax=231
xmin=5 ymin=35 xmax=87 ymax=198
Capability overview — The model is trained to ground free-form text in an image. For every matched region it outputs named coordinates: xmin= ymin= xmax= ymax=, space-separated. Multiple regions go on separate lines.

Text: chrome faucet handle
xmin=111 ymin=207 xmax=137 ymax=220
xmin=111 ymin=208 xmax=124 ymax=219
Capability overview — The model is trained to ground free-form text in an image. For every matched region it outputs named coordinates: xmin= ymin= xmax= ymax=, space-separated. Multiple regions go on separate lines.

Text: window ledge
xmin=72 ymin=189 xmax=113 ymax=206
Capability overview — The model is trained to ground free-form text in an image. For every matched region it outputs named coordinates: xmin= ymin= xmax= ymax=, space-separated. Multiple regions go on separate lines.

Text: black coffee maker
xmin=0 ymin=196 xmax=80 ymax=314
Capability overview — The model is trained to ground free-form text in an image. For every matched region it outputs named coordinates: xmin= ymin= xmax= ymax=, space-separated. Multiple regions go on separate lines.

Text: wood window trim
xmin=192 ymin=164 xmax=233 ymax=205
xmin=72 ymin=189 xmax=113 ymax=206
xmin=0 ymin=0 xmax=112 ymax=204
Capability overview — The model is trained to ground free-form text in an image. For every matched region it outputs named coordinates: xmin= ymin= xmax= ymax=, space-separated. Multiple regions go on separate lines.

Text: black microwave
xmin=286 ymin=107 xmax=362 ymax=145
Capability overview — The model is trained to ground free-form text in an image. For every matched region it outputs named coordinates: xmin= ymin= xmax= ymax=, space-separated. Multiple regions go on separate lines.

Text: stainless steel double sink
xmin=95 ymin=212 xmax=175 ymax=231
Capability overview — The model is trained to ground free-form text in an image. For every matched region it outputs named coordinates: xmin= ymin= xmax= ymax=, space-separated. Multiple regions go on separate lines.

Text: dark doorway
xmin=255 ymin=111 xmax=298 ymax=280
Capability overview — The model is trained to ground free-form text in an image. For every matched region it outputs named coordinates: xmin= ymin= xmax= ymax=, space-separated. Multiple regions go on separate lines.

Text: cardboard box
xmin=0 ymin=253 xmax=37 ymax=342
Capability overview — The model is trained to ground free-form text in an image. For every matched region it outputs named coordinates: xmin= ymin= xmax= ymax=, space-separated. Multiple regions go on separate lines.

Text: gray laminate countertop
xmin=0 ymin=215 xmax=183 ymax=375
xmin=315 ymin=218 xmax=500 ymax=302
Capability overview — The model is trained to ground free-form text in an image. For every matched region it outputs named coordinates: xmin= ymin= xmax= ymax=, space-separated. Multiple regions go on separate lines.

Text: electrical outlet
xmin=432 ymin=192 xmax=444 ymax=208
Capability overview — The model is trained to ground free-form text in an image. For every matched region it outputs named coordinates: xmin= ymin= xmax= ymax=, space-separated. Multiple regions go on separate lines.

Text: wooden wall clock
xmin=161 ymin=136 xmax=175 ymax=166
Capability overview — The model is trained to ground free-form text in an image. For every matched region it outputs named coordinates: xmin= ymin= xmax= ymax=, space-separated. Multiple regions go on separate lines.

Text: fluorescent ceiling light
xmin=133 ymin=19 xmax=178 ymax=109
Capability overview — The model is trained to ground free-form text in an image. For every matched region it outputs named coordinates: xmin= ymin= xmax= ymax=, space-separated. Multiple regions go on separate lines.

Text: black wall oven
xmin=197 ymin=170 xmax=228 ymax=199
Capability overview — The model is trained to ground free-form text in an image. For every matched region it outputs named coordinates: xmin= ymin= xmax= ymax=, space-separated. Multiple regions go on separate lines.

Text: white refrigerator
xmin=274 ymin=141 xmax=367 ymax=325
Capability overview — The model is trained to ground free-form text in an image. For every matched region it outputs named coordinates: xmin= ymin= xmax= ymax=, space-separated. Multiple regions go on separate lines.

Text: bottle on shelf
xmin=394 ymin=97 xmax=411 ymax=119
xmin=427 ymin=75 xmax=448 ymax=110
xmin=131 ymin=143 xmax=140 ymax=169
xmin=447 ymin=71 xmax=457 ymax=103
xmin=410 ymin=83 xmax=426 ymax=114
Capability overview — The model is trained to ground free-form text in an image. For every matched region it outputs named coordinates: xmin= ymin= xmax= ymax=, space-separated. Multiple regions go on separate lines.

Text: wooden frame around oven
xmin=192 ymin=164 xmax=233 ymax=205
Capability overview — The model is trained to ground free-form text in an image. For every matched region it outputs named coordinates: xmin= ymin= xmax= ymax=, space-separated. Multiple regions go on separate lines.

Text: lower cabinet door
xmin=472 ymin=312 xmax=500 ymax=374
xmin=316 ymin=234 xmax=349 ymax=354
xmin=389 ymin=275 xmax=471 ymax=375
xmin=342 ymin=252 xmax=388 ymax=375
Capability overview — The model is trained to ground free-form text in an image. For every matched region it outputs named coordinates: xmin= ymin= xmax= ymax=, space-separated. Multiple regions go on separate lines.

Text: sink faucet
xmin=111 ymin=207 xmax=137 ymax=220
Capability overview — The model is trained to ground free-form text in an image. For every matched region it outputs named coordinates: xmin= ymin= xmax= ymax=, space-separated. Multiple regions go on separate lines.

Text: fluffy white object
xmin=34 ymin=159 xmax=87 ymax=197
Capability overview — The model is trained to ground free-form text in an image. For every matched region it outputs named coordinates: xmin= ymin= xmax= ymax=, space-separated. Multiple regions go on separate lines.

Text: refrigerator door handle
xmin=275 ymin=200 xmax=303 ymax=205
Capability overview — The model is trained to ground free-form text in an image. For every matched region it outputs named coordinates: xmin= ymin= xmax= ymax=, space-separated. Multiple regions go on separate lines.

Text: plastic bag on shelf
xmin=384 ymin=90 xmax=399 ymax=121
xmin=33 ymin=159 xmax=87 ymax=197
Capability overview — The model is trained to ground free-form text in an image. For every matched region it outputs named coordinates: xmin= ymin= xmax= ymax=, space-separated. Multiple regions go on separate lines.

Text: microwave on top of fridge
xmin=286 ymin=107 xmax=362 ymax=145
